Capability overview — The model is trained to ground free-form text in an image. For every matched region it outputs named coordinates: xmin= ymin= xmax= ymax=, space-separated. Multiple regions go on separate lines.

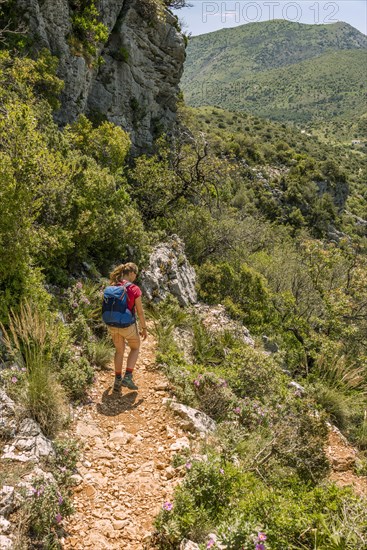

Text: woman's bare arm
xmin=135 ymin=296 xmax=147 ymax=340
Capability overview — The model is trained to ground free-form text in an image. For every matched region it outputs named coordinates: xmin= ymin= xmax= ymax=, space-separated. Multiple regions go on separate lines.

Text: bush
xmin=222 ymin=346 xmax=288 ymax=401
xmin=197 ymin=262 xmax=272 ymax=329
xmin=66 ymin=115 xmax=131 ymax=173
xmin=154 ymin=454 xmax=367 ymax=550
xmin=59 ymin=356 xmax=94 ymax=400
xmin=70 ymin=1 xmax=108 ymax=61
xmin=192 ymin=371 xmax=236 ymax=421
xmin=25 ymin=477 xmax=73 ymax=546
xmin=51 ymin=438 xmax=80 ymax=489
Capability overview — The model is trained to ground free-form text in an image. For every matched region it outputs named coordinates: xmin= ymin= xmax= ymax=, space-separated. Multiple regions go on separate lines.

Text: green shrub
xmin=70 ymin=1 xmax=108 ymax=61
xmin=59 ymin=356 xmax=94 ymax=400
xmin=157 ymin=350 xmax=198 ymax=407
xmin=25 ymin=477 xmax=73 ymax=546
xmin=191 ymin=321 xmax=226 ymax=366
xmin=52 ymin=438 xmax=80 ymax=487
xmin=192 ymin=371 xmax=236 ymax=421
xmin=24 ymin=356 xmax=68 ymax=438
xmin=222 ymin=346 xmax=288 ymax=401
xmin=155 ymin=454 xmax=367 ymax=550
xmin=197 ymin=262 xmax=272 ymax=329
xmin=66 ymin=115 xmax=131 ymax=173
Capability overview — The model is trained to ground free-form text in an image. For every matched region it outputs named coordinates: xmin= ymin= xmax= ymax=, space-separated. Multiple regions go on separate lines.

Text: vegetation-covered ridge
xmin=0 ymin=30 xmax=367 ymax=548
xmin=151 ymin=298 xmax=367 ymax=549
xmin=182 ymin=20 xmax=367 ymax=140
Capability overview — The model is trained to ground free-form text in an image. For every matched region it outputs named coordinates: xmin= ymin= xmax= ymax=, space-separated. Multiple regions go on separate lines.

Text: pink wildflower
xmin=162 ymin=502 xmax=173 ymax=511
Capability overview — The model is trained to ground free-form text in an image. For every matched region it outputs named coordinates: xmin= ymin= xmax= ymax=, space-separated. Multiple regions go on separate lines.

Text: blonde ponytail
xmin=109 ymin=262 xmax=138 ymax=285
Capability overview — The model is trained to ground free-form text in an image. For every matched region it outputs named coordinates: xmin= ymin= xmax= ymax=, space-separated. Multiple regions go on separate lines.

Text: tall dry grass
xmin=1 ymin=302 xmax=68 ymax=437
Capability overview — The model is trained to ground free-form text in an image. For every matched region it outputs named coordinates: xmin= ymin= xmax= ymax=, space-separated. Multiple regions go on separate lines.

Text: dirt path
xmin=60 ymin=329 xmax=367 ymax=550
xmin=326 ymin=426 xmax=367 ymax=498
xmin=62 ymin=330 xmax=189 ymax=550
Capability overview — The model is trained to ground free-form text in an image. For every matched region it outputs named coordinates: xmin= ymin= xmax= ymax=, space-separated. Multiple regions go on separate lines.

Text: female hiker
xmin=104 ymin=262 xmax=147 ymax=391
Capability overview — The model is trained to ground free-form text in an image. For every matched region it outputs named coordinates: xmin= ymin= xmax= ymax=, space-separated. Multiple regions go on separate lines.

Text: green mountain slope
xmin=182 ymin=20 xmax=367 ymax=135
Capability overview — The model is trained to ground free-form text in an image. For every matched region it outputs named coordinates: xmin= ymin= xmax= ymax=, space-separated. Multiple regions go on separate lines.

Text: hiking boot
xmin=121 ymin=372 xmax=138 ymax=390
xmin=113 ymin=377 xmax=122 ymax=392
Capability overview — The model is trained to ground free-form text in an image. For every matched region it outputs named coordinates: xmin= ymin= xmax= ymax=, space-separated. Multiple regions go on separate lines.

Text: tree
xmin=164 ymin=1 xmax=192 ymax=8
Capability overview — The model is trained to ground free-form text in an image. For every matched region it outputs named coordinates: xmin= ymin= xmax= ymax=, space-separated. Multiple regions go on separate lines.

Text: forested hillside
xmin=0 ymin=3 xmax=367 ymax=549
xmin=182 ymin=20 xmax=367 ymax=141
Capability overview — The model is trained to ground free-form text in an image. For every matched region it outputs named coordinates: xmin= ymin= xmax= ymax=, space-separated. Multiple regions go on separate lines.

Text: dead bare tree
xmin=163 ymin=1 xmax=193 ymax=8
xmin=0 ymin=0 xmax=27 ymax=44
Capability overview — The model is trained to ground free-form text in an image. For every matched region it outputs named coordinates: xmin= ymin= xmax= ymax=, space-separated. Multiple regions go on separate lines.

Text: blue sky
xmin=173 ymin=1 xmax=367 ymax=36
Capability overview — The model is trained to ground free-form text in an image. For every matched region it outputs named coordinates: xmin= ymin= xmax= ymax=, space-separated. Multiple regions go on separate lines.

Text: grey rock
xmin=141 ymin=236 xmax=197 ymax=307
xmin=207 ymin=534 xmax=226 ymax=549
xmin=0 ymin=390 xmax=17 ymax=438
xmin=164 ymin=399 xmax=216 ymax=434
xmin=0 ymin=516 xmax=11 ymax=534
xmin=180 ymin=541 xmax=200 ymax=550
xmin=327 ymin=225 xmax=348 ymax=243
xmin=0 ymin=535 xmax=13 ymax=549
xmin=23 ymin=467 xmax=56 ymax=485
xmin=289 ymin=381 xmax=306 ymax=396
xmin=262 ymin=335 xmax=279 ymax=353
xmin=169 ymin=437 xmax=190 ymax=451
xmin=172 ymin=327 xmax=195 ymax=364
xmin=0 ymin=487 xmax=14 ymax=518
xmin=194 ymin=304 xmax=255 ymax=347
xmin=2 ymin=419 xmax=54 ymax=463
xmin=70 ymin=474 xmax=83 ymax=486
xmin=16 ymin=469 xmax=57 ymax=504
xmin=16 ymin=0 xmax=185 ymax=152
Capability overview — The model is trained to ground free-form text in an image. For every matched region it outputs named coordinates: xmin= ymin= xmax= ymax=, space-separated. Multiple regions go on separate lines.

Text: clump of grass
xmin=314 ymin=352 xmax=367 ymax=395
xmin=86 ymin=338 xmax=114 ymax=369
xmin=309 ymin=382 xmax=352 ymax=430
xmin=1 ymin=302 xmax=68 ymax=437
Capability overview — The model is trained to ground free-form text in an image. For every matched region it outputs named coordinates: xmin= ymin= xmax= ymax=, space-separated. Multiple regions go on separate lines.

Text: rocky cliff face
xmin=141 ymin=235 xmax=197 ymax=307
xmin=17 ymin=0 xmax=185 ymax=151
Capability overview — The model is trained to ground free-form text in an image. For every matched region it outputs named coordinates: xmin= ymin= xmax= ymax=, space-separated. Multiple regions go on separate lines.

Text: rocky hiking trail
xmin=60 ymin=323 xmax=367 ymax=550
xmin=62 ymin=328 xmax=190 ymax=550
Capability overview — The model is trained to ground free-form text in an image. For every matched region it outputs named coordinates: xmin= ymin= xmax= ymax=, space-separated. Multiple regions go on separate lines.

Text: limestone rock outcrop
xmin=194 ymin=303 xmax=255 ymax=347
xmin=0 ymin=389 xmax=17 ymax=438
xmin=16 ymin=0 xmax=186 ymax=151
xmin=141 ymin=235 xmax=197 ymax=307
xmin=2 ymin=418 xmax=54 ymax=463
xmin=163 ymin=399 xmax=216 ymax=434
xmin=180 ymin=541 xmax=200 ymax=550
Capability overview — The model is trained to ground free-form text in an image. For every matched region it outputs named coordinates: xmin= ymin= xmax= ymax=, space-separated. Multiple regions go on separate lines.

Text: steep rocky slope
xmin=16 ymin=0 xmax=186 ymax=151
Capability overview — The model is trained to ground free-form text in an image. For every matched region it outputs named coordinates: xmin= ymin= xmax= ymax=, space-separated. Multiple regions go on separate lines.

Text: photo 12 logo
xmin=202 ymin=2 xmax=340 ymax=24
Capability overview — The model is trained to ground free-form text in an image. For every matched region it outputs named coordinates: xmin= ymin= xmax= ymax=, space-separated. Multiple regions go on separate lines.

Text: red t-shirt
xmin=117 ymin=281 xmax=142 ymax=312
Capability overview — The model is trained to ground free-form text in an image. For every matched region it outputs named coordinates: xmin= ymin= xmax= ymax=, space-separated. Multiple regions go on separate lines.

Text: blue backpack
xmin=102 ymin=283 xmax=136 ymax=328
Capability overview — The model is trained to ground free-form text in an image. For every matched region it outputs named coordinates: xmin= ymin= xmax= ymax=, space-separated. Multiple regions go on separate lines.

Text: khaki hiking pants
xmin=108 ymin=323 xmax=140 ymax=350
